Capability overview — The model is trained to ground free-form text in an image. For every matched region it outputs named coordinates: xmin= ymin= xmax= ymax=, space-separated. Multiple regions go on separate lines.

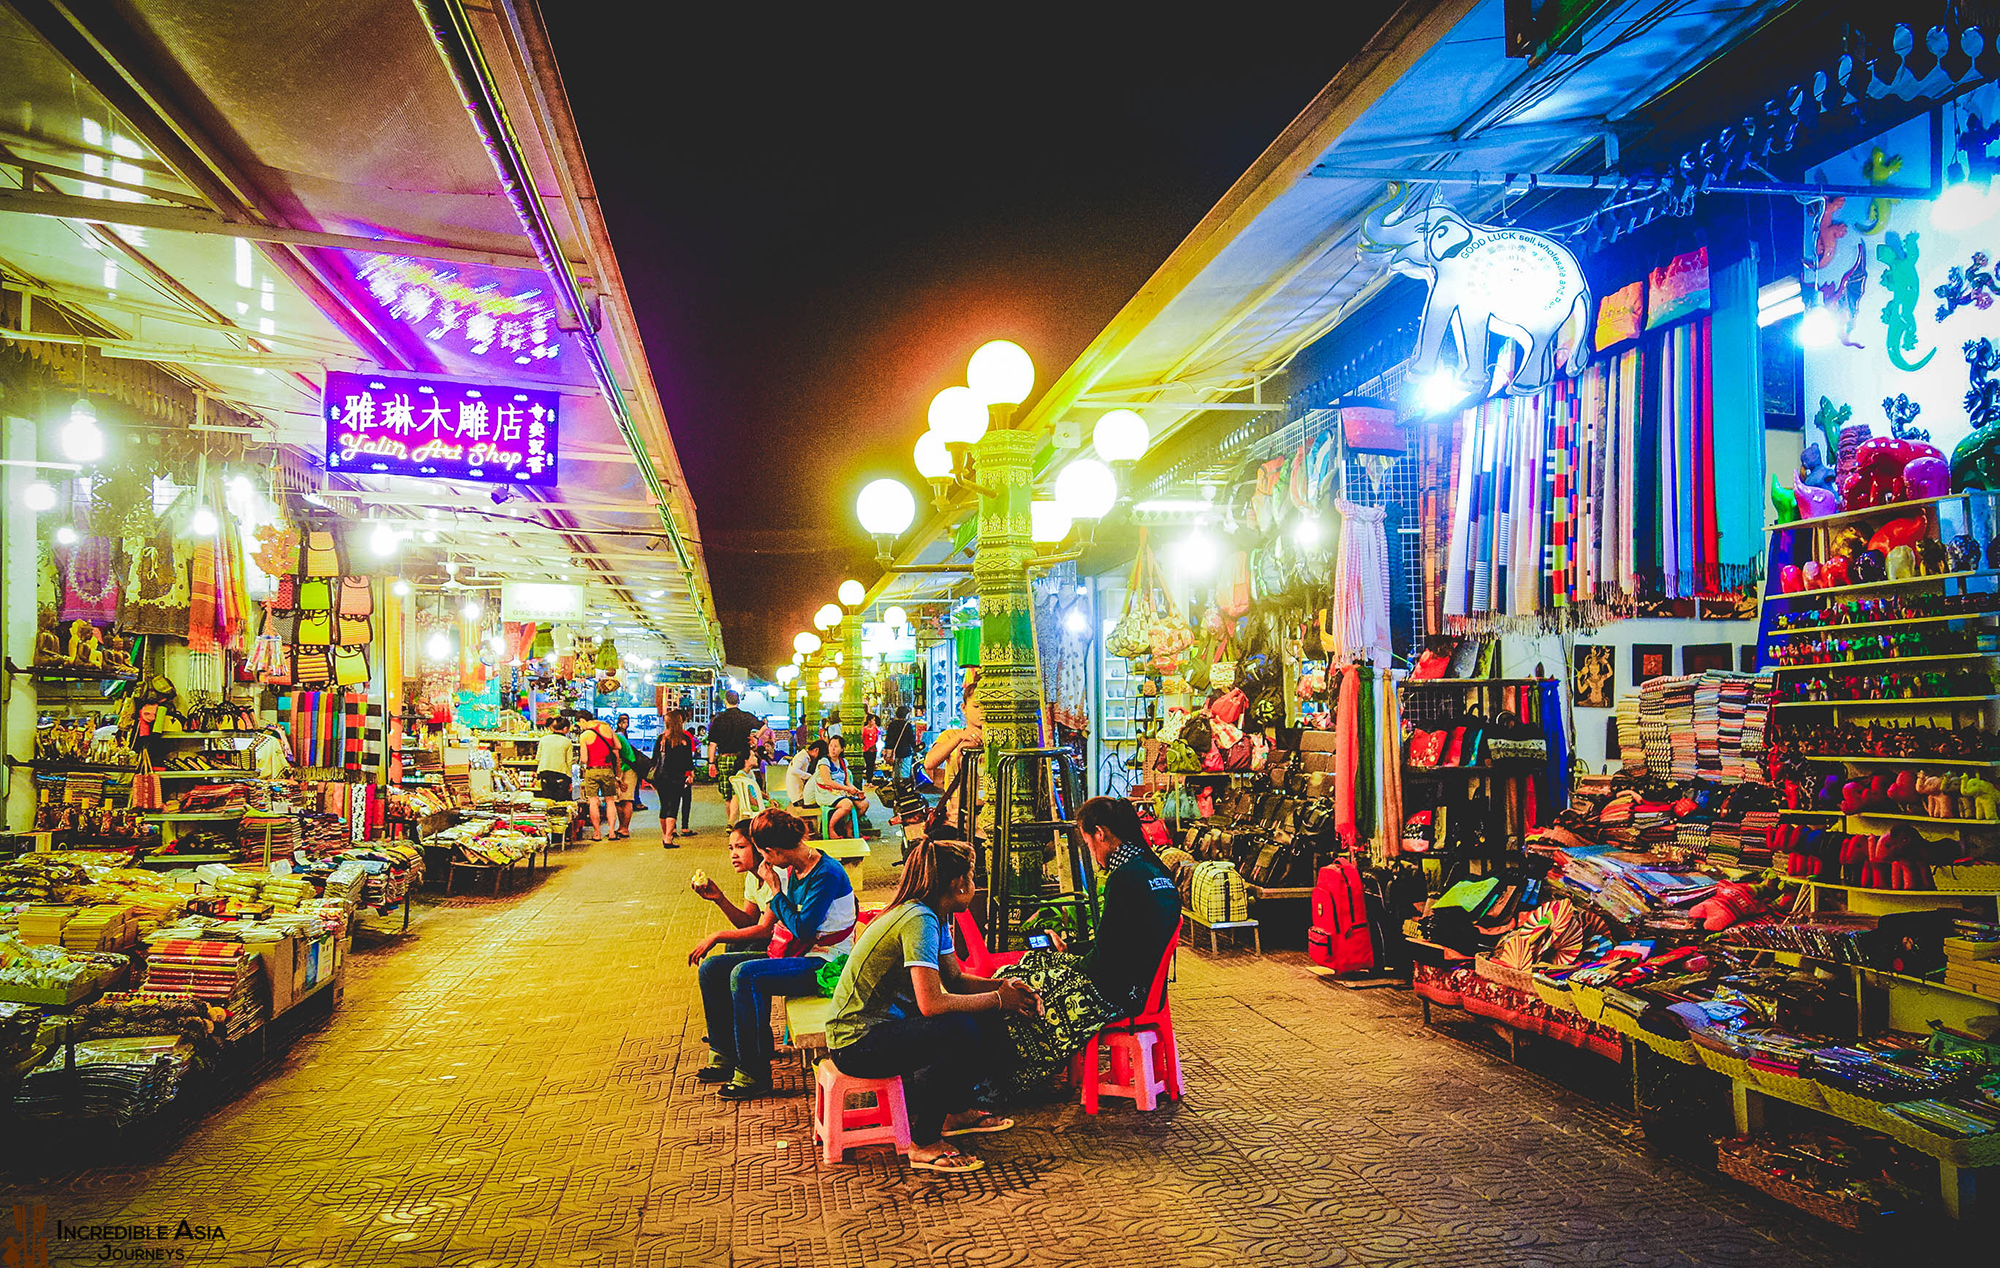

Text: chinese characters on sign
xmin=323 ymin=370 xmax=560 ymax=486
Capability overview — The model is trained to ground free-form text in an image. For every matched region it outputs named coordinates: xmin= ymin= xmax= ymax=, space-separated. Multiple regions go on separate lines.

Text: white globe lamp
xmin=61 ymin=400 xmax=104 ymax=462
xmin=1093 ymin=409 xmax=1150 ymax=462
xmin=883 ymin=605 xmax=908 ymax=629
xmin=793 ymin=631 xmax=822 ymax=656
xmin=837 ymin=578 xmax=866 ymax=608
xmin=855 ymin=479 xmax=916 ymax=536
xmin=913 ymin=430 xmax=953 ymax=480
xmin=1053 ymin=458 xmax=1117 ymax=521
xmin=927 ymin=385 xmax=988 ymax=445
xmin=1030 ymin=499 xmax=1072 ymax=543
xmin=966 ymin=340 xmax=1034 ymax=406
xmin=814 ymin=602 xmax=843 ymax=630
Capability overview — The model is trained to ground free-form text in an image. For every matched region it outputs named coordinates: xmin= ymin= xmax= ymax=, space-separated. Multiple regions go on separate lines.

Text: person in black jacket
xmin=993 ymin=796 xmax=1181 ymax=1096
xmin=652 ymin=709 xmax=697 ymax=848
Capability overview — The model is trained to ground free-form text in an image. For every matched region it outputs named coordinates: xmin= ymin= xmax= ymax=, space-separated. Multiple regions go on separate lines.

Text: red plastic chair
xmin=1073 ymin=919 xmax=1184 ymax=1113
xmin=951 ymin=910 xmax=1025 ymax=977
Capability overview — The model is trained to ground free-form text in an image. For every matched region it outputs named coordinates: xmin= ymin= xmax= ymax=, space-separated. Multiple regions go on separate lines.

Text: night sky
xmin=546 ymin=9 xmax=1403 ymax=673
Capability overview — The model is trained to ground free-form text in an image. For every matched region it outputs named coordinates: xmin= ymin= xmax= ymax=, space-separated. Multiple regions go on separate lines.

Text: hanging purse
xmin=1486 ymin=709 xmax=1549 ymax=762
xmin=1407 ymin=729 xmax=1446 ymax=768
xmin=1106 ymin=535 xmax=1155 ymax=659
xmin=1412 ymin=636 xmax=1460 ymax=680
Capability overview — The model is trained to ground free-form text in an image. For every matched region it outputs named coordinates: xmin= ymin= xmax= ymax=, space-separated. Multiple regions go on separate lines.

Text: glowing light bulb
xmin=1064 ymin=608 xmax=1089 ymax=635
xmin=55 ymin=525 xmax=79 ymax=545
xmin=926 ymin=385 xmax=988 ymax=445
xmin=1092 ymin=409 xmax=1150 ymax=462
xmin=1030 ymin=499 xmax=1072 ymax=543
xmin=1797 ymin=305 xmax=1837 ymax=348
xmin=61 ymin=400 xmax=104 ymax=462
xmin=391 ymin=579 xmax=411 ymax=597
xmin=883 ymin=606 xmax=907 ymax=628
xmin=462 ymin=600 xmax=482 ymax=620
xmin=838 ymin=579 xmax=865 ymax=607
xmin=814 ymin=603 xmax=843 ymax=630
xmin=794 ymin=631 xmax=822 ymax=655
xmin=189 ymin=505 xmax=218 ymax=536
xmin=965 ymin=340 xmax=1034 ymax=405
xmin=856 ymin=479 xmax=916 ymax=535
xmin=1421 ymin=369 xmax=1471 ymax=415
xmin=22 ymin=482 xmax=57 ymax=512
xmin=425 ymin=633 xmax=450 ymax=660
xmin=1173 ymin=530 xmax=1219 ymax=577
xmin=369 ymin=524 xmax=398 ymax=556
xmin=914 ymin=431 xmax=952 ymax=480
xmin=1931 ymin=179 xmax=2000 ymax=232
xmin=489 ymin=634 xmax=507 ymax=654
xmin=1053 ymin=459 xmax=1117 ymax=521
xmin=1294 ymin=517 xmax=1322 ymax=548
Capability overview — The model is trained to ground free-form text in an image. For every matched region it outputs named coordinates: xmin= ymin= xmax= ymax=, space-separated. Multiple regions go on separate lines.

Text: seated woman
xmin=996 ymin=796 xmax=1182 ymax=1097
xmin=919 ymin=684 xmax=983 ymax=839
xmin=785 ymin=739 xmax=825 ymax=808
xmin=813 ymin=734 xmax=869 ymax=839
xmin=688 ymin=818 xmax=774 ymax=962
xmin=695 ymin=809 xmax=856 ymax=1100
xmin=826 ymin=840 xmax=1041 ymax=1173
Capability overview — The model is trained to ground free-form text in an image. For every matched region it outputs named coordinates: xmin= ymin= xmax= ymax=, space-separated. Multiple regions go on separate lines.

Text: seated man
xmin=701 ymin=809 xmax=856 ymax=1100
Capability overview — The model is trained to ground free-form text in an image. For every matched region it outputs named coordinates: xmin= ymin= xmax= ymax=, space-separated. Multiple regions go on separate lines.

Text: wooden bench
xmin=1181 ymin=907 xmax=1260 ymax=954
xmin=784 ymin=994 xmax=835 ymax=1081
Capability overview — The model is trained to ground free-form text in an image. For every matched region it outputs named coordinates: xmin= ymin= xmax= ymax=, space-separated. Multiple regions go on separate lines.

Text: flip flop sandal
xmin=910 ymin=1150 xmax=985 ymax=1173
xmin=941 ymin=1114 xmax=1015 ymax=1137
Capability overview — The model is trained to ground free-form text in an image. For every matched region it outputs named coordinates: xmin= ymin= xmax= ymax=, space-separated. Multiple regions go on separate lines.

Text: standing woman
xmin=861 ymin=712 xmax=881 ymax=787
xmin=652 ymin=709 xmax=696 ymax=848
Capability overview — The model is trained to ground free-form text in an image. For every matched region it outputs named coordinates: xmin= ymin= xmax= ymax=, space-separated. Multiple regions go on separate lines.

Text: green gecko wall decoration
xmin=1877 ymin=231 xmax=1936 ymax=372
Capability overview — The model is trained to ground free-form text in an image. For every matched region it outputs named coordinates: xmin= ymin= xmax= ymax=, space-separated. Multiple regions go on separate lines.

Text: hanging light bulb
xmin=189 ymin=504 xmax=218 ymax=536
xmin=54 ymin=525 xmax=79 ymax=545
xmin=369 ymin=523 xmax=399 ymax=557
xmin=1172 ymin=529 xmax=1220 ymax=577
xmin=420 ymin=529 xmax=440 ymax=544
xmin=425 ymin=632 xmax=451 ymax=661
xmin=391 ymin=579 xmax=412 ymax=597
xmin=21 ymin=482 xmax=56 ymax=512
xmin=1421 ymin=369 xmax=1471 ymax=415
xmin=462 ymin=599 xmax=483 ymax=620
xmin=1092 ymin=409 xmax=1150 ymax=462
xmin=61 ymin=399 xmax=104 ymax=462
xmin=1294 ymin=516 xmax=1322 ymax=548
xmin=1797 ymin=303 xmax=1837 ymax=348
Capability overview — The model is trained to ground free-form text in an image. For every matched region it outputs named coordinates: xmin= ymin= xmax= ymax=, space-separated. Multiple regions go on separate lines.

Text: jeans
xmin=831 ymin=1012 xmax=1003 ymax=1144
xmin=696 ymin=952 xmax=823 ymax=1075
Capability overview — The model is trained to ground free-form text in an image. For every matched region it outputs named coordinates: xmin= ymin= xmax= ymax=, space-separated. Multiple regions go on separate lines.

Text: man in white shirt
xmin=535 ymin=716 xmax=575 ymax=801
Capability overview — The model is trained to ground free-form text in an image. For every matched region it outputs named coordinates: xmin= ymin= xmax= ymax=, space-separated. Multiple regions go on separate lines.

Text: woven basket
xmin=1745 ymin=1064 xmax=1829 ymax=1110
xmin=1715 ymin=1151 xmax=1885 ymax=1231
xmin=1932 ymin=862 xmax=2000 ymax=891
xmin=1531 ymin=977 xmax=1579 ymax=1016
xmin=1593 ymin=1005 xmax=1701 ymax=1065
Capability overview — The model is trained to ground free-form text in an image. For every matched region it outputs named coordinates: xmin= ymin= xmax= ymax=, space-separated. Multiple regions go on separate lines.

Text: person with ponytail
xmin=825 ymin=838 xmax=1040 ymax=1173
xmin=993 ymin=796 xmax=1183 ymax=1097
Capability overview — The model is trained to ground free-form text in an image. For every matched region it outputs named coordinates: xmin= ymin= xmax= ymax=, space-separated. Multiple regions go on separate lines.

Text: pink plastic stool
xmin=811 ymin=1059 xmax=913 ymax=1164
xmin=1072 ymin=1026 xmax=1181 ymax=1113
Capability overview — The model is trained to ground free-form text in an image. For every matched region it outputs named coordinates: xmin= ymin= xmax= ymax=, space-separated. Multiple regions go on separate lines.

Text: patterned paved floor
xmin=1 ymin=797 xmax=1985 ymax=1266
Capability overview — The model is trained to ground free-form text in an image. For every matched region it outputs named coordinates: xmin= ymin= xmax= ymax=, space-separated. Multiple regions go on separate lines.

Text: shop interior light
xmin=461 ymin=600 xmax=482 ymax=620
xmin=369 ymin=523 xmax=399 ymax=557
xmin=488 ymin=634 xmax=507 ymax=655
xmin=1030 ymin=499 xmax=1072 ymax=543
xmin=54 ymin=525 xmax=78 ymax=545
xmin=420 ymin=529 xmax=440 ymax=545
xmin=1172 ymin=529 xmax=1220 ymax=577
xmin=965 ymin=340 xmax=1035 ymax=406
xmin=1757 ymin=276 xmax=1805 ymax=328
xmin=883 ymin=605 xmax=907 ymax=629
xmin=1064 ymin=608 xmax=1089 ymax=634
xmin=837 ymin=578 xmax=866 ymax=607
xmin=1294 ymin=516 xmax=1322 ymax=548
xmin=648 ymin=588 xmax=667 ymax=599
xmin=1053 ymin=458 xmax=1117 ymax=521
xmin=1931 ymin=172 xmax=1999 ymax=233
xmin=913 ymin=430 xmax=953 ymax=480
xmin=61 ymin=399 xmax=104 ymax=463
xmin=391 ymin=579 xmax=412 ymax=597
xmin=189 ymin=504 xmax=218 ymax=536
xmin=856 ymin=478 xmax=917 ymax=536
xmin=425 ymin=632 xmax=451 ymax=661
xmin=926 ymin=385 xmax=989 ymax=445
xmin=1420 ymin=368 xmax=1471 ymax=415
xmin=1092 ymin=408 xmax=1150 ymax=462
xmin=1797 ymin=303 xmax=1837 ymax=349
xmin=794 ymin=631 xmax=822 ymax=655
xmin=23 ymin=479 xmax=60 ymax=511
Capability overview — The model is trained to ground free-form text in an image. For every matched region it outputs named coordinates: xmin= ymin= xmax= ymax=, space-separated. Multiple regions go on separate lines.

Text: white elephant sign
xmin=1360 ymin=182 xmax=1594 ymax=400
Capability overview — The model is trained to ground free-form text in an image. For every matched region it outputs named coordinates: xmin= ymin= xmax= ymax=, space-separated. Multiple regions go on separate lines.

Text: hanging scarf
xmin=58 ymin=537 xmax=122 ymax=624
xmin=1380 ymin=670 xmax=1404 ymax=861
xmin=1333 ymin=667 xmax=1360 ymax=849
xmin=1329 ymin=499 xmax=1392 ymax=669
xmin=1353 ymin=669 xmax=1375 ymax=846
xmin=1710 ymin=258 xmax=1764 ymax=593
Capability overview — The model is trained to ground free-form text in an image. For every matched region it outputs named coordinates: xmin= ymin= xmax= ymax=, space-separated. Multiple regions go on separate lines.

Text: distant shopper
xmin=884 ymin=705 xmax=918 ymax=781
xmin=653 ymin=709 xmax=696 ymax=847
xmin=706 ymin=690 xmax=760 ymax=820
xmin=613 ymin=713 xmax=644 ymax=837
xmin=786 ymin=740 xmax=825 ymax=808
xmin=826 ymin=839 xmax=1037 ymax=1172
xmin=689 ymin=819 xmax=775 ymax=959
xmin=575 ymin=716 xmax=621 ymax=841
xmin=707 ymin=809 xmax=857 ymax=1100
xmin=535 ymin=715 xmax=575 ymax=801
xmin=861 ymin=712 xmax=881 ymax=785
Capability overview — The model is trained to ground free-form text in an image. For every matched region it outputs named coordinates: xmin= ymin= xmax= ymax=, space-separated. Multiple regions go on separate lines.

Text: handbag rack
xmin=987 ymin=746 xmax=1094 ymax=953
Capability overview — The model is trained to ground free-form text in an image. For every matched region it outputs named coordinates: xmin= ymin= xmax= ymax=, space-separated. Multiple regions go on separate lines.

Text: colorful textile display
xmin=1328 ymin=498 xmax=1392 ymax=668
xmin=57 ymin=537 xmax=122 ymax=624
xmin=285 ymin=691 xmax=345 ymax=772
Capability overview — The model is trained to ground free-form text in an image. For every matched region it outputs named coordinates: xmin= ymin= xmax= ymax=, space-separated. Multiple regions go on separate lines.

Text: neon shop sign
xmin=323 ymin=370 xmax=560 ymax=486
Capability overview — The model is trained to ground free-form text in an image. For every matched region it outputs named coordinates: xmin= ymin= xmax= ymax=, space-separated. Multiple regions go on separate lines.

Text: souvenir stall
xmin=1084 ymin=74 xmax=2000 ymax=1224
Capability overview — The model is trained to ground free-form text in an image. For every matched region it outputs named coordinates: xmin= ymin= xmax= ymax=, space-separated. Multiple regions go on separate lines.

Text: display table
xmin=1182 ymin=908 xmax=1259 ymax=954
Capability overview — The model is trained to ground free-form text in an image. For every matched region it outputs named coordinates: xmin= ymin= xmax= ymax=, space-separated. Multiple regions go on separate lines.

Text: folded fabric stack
xmin=13 ymin=1037 xmax=193 ymax=1124
xmin=1615 ymin=694 xmax=1645 ymax=775
xmin=141 ymin=940 xmax=264 ymax=1039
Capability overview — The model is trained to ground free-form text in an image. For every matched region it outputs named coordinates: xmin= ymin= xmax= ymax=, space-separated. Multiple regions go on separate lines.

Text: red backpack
xmin=1309 ymin=860 xmax=1375 ymax=973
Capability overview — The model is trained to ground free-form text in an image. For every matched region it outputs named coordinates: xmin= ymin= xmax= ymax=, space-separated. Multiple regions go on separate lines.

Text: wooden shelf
xmin=1840 ymin=811 xmax=1998 ymax=826
xmin=1858 ymin=966 xmax=2000 ymax=1004
xmin=1794 ymin=754 xmax=2000 ymax=767
xmin=5 ymin=657 xmax=138 ymax=682
xmin=3 ymin=757 xmax=139 ymax=773
xmin=1773 ymin=611 xmax=2000 ymax=635
xmin=1771 ymin=696 xmax=2000 ymax=709
xmin=140 ymin=731 xmax=259 ymax=741
xmin=1765 ymin=492 xmax=1968 ymax=532
xmin=154 ymin=769 xmax=257 ymax=779
xmin=141 ymin=811 xmax=245 ymax=822
xmin=1773 ymin=876 xmax=2000 ymax=898
xmin=1769 ymin=652 xmax=1999 ymax=673
xmin=1761 ymin=569 xmax=2000 ymax=605
xmin=1401 ymin=677 xmax=1554 ymax=688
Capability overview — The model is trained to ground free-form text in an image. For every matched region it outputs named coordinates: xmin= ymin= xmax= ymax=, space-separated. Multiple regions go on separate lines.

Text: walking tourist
xmin=705 ymin=690 xmax=760 ymax=821
xmin=575 ymin=714 xmax=621 ymax=841
xmin=652 ymin=709 xmax=696 ymax=847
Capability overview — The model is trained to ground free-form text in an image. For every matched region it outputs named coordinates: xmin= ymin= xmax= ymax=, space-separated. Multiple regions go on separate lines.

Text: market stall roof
xmin=0 ymin=0 xmax=719 ymax=663
xmin=865 ymin=0 xmax=1793 ymax=611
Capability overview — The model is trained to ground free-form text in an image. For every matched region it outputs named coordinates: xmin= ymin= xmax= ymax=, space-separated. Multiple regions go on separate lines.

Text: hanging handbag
xmin=1106 ymin=535 xmax=1155 ymax=658
xmin=130 ymin=751 xmax=163 ymax=813
xmin=1161 ymin=740 xmax=1205 ymax=775
xmin=1412 ymin=636 xmax=1459 ymax=680
xmin=1486 ymin=709 xmax=1549 ymax=762
xmin=1211 ymin=689 xmax=1249 ymax=726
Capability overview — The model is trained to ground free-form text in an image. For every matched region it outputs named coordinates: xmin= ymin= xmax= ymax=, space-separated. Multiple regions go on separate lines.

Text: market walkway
xmin=0 ymin=802 xmax=1964 ymax=1267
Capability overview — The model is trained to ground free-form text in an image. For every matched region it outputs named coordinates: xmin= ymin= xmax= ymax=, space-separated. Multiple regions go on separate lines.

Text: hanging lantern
xmin=594 ymin=637 xmax=620 ymax=673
